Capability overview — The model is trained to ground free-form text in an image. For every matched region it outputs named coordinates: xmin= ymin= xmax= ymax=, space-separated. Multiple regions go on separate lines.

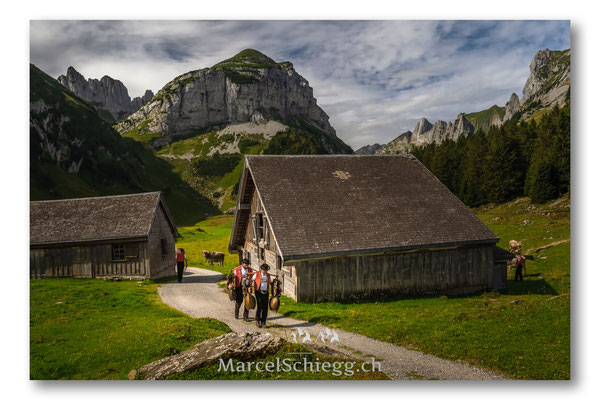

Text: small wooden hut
xmin=30 ymin=192 xmax=178 ymax=279
xmin=229 ymin=155 xmax=505 ymax=302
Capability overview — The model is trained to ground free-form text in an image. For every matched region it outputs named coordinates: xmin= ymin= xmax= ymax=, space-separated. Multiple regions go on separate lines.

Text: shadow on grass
xmin=503 ymin=278 xmax=558 ymax=295
xmin=280 ymin=277 xmax=559 ymax=308
xmin=278 ymin=311 xmax=343 ymax=326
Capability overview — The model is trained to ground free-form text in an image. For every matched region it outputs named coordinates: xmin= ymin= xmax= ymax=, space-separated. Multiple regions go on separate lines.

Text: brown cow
xmin=202 ymin=250 xmax=225 ymax=267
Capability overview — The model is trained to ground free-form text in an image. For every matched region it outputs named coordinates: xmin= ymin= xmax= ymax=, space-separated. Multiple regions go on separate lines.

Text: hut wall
xmin=91 ymin=241 xmax=147 ymax=277
xmin=147 ymin=205 xmax=177 ymax=279
xmin=293 ymin=244 xmax=494 ymax=302
xmin=29 ymin=241 xmax=149 ymax=279
xmin=241 ymin=190 xmax=278 ymax=271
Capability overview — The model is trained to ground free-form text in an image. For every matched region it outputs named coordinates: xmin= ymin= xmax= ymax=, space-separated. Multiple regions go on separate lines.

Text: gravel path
xmin=158 ymin=267 xmax=504 ymax=380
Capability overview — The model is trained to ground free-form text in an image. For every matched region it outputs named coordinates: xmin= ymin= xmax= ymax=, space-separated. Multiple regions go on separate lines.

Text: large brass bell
xmin=269 ymin=296 xmax=280 ymax=311
xmin=244 ymin=293 xmax=256 ymax=310
xmin=228 ymin=287 xmax=236 ymax=301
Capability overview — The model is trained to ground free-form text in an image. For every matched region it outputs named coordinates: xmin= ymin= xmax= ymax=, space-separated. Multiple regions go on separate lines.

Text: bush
xmin=194 ymin=154 xmax=242 ymax=177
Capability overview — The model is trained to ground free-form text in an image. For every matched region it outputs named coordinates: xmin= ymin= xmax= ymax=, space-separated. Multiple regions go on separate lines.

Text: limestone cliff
xmin=115 ymin=49 xmax=337 ymax=146
xmin=57 ymin=67 xmax=154 ymax=121
xmin=378 ymin=114 xmax=474 ymax=154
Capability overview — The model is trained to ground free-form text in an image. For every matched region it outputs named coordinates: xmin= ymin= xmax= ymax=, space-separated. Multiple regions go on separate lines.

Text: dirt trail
xmin=158 ymin=267 xmax=504 ymax=380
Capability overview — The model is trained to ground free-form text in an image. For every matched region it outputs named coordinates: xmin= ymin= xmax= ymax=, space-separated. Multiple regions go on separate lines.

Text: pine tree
xmin=460 ymin=130 xmax=488 ymax=206
xmin=529 ymin=159 xmax=560 ymax=203
xmin=484 ymin=126 xmax=525 ymax=203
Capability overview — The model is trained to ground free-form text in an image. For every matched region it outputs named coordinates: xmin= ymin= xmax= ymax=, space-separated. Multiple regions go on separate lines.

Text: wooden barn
xmin=229 ymin=155 xmax=507 ymax=302
xmin=30 ymin=192 xmax=178 ymax=280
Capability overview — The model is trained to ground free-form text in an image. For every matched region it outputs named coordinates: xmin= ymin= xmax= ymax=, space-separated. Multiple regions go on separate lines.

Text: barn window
xmin=251 ymin=216 xmax=257 ymax=243
xmin=112 ymin=244 xmax=125 ymax=261
xmin=258 ymin=213 xmax=265 ymax=240
xmin=161 ymin=239 xmax=168 ymax=256
xmin=125 ymin=243 xmax=139 ymax=260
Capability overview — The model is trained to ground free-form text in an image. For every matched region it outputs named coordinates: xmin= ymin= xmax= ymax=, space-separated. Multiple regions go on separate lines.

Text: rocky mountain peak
xmin=213 ymin=49 xmax=277 ymax=69
xmin=116 ymin=50 xmax=337 ymax=145
xmin=503 ymin=92 xmax=521 ymax=122
xmin=413 ymin=117 xmax=433 ymax=136
xmin=522 ymin=48 xmax=570 ymax=107
xmin=57 ymin=66 xmax=154 ymax=121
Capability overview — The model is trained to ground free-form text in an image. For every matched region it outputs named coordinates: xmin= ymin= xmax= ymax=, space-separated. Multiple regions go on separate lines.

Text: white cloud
xmin=30 ymin=20 xmax=570 ymax=150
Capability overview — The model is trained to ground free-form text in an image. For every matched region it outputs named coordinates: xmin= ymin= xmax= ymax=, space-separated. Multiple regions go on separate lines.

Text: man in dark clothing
xmin=515 ymin=251 xmax=525 ymax=281
xmin=253 ymin=263 xmax=272 ymax=328
xmin=175 ymin=248 xmax=187 ymax=283
xmin=229 ymin=258 xmax=253 ymax=321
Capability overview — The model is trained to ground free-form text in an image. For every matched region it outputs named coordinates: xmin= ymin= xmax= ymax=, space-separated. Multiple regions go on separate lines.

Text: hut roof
xmin=30 ymin=192 xmax=178 ymax=246
xmin=231 ymin=155 xmax=498 ymax=260
xmin=493 ymin=245 xmax=515 ymax=261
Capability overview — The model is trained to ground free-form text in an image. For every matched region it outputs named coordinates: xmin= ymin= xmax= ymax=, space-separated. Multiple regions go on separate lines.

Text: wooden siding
xmin=242 ymin=190 xmax=278 ymax=270
xmin=30 ymin=241 xmax=148 ymax=279
xmin=147 ymin=204 xmax=177 ymax=279
xmin=293 ymin=244 xmax=494 ymax=302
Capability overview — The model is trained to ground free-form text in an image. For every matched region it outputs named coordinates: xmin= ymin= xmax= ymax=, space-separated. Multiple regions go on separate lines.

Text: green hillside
xmin=153 ymin=117 xmax=353 ymax=212
xmin=30 ymin=64 xmax=218 ymax=225
xmin=465 ymin=104 xmax=505 ymax=131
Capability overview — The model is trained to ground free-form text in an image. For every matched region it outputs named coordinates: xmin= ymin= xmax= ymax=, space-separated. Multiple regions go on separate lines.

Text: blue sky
xmin=30 ymin=20 xmax=570 ymax=149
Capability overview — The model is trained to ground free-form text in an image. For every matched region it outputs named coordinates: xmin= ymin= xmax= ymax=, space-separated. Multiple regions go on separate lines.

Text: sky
xmin=30 ymin=20 xmax=570 ymax=149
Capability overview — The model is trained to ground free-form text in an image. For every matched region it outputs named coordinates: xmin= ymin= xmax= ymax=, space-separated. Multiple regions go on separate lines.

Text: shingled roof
xmin=231 ymin=155 xmax=498 ymax=260
xmin=30 ymin=192 xmax=178 ymax=246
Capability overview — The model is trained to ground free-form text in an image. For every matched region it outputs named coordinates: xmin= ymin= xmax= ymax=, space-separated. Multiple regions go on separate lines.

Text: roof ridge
xmin=30 ymin=191 xmax=161 ymax=203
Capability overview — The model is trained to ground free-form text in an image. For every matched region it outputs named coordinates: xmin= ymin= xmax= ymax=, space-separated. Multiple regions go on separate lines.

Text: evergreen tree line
xmin=410 ymin=105 xmax=570 ymax=206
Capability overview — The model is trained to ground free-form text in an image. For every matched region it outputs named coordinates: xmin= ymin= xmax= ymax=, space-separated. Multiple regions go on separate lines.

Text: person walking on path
xmin=514 ymin=251 xmax=525 ymax=281
xmin=253 ymin=263 xmax=272 ymax=328
xmin=229 ymin=258 xmax=254 ymax=321
xmin=175 ymin=248 xmax=187 ymax=283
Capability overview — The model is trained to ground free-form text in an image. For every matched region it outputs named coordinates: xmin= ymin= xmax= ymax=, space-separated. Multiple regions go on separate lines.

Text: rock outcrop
xmin=57 ymin=67 xmax=154 ymax=121
xmin=115 ymin=49 xmax=336 ymax=144
xmin=129 ymin=332 xmax=284 ymax=380
xmin=378 ymin=114 xmax=474 ymax=154
xmin=519 ymin=48 xmax=571 ymax=118
xmin=503 ymin=93 xmax=522 ymax=123
xmin=355 ymin=143 xmax=385 ymax=155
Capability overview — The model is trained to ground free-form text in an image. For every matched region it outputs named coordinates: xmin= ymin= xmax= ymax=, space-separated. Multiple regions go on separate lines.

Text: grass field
xmin=175 ymin=195 xmax=570 ymax=380
xmin=176 ymin=215 xmax=241 ymax=275
xmin=30 ymin=277 xmax=231 ymax=379
xmin=30 ymin=277 xmax=387 ymax=380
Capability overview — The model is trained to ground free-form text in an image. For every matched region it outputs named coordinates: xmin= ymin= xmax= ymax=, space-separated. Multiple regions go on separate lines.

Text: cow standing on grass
xmin=202 ymin=250 xmax=225 ymax=267
xmin=509 ymin=240 xmax=522 ymax=254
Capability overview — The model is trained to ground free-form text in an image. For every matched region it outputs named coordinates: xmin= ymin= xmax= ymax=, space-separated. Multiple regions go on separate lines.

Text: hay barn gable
xmin=229 ymin=155 xmax=506 ymax=302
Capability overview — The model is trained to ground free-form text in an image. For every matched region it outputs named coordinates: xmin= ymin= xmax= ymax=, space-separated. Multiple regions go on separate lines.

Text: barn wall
xmin=241 ymin=190 xmax=279 ymax=270
xmin=147 ymin=204 xmax=177 ymax=279
xmin=293 ymin=244 xmax=494 ymax=302
xmin=30 ymin=241 xmax=149 ymax=279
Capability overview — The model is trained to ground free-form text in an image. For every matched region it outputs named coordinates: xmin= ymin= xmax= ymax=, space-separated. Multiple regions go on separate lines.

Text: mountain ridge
xmin=30 ymin=63 xmax=217 ymax=225
xmin=356 ymin=48 xmax=571 ymax=155
xmin=115 ymin=49 xmax=340 ymax=149
xmin=57 ymin=66 xmax=154 ymax=122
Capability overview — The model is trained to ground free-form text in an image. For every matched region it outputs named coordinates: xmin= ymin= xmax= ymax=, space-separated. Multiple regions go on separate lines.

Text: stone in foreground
xmin=129 ymin=332 xmax=283 ymax=380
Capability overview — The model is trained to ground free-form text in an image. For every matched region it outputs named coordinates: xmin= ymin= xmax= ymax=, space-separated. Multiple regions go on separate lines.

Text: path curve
xmin=158 ymin=267 xmax=504 ymax=380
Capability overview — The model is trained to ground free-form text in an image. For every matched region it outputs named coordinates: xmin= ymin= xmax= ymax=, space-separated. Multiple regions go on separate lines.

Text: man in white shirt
xmin=229 ymin=258 xmax=254 ymax=321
